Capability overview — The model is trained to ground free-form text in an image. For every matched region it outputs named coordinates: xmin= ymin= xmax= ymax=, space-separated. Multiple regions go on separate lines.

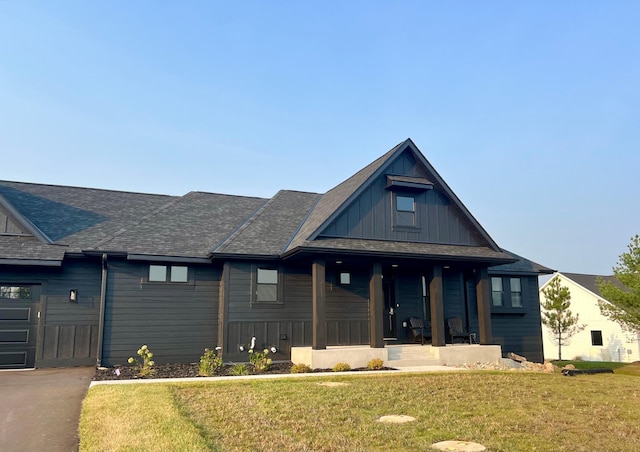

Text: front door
xmin=383 ymin=280 xmax=396 ymax=339
xmin=0 ymin=284 xmax=40 ymax=368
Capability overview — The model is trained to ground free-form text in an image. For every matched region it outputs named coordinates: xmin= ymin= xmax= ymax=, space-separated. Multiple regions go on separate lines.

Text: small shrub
xmin=127 ymin=345 xmax=155 ymax=376
xmin=367 ymin=358 xmax=384 ymax=370
xmin=249 ymin=348 xmax=273 ymax=373
xmin=230 ymin=363 xmax=248 ymax=376
xmin=332 ymin=362 xmax=351 ymax=372
xmin=291 ymin=363 xmax=312 ymax=374
xmin=199 ymin=347 xmax=223 ymax=376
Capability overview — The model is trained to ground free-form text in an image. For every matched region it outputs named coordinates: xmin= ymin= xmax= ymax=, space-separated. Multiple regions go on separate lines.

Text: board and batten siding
xmin=490 ymin=275 xmax=544 ymax=363
xmin=102 ymin=260 xmax=219 ymax=366
xmin=320 ymin=150 xmax=485 ymax=246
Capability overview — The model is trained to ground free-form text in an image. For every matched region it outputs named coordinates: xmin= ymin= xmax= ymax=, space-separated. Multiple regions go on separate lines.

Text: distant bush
xmin=367 ymin=358 xmax=384 ymax=370
xmin=291 ymin=363 xmax=312 ymax=374
xmin=332 ymin=362 xmax=351 ymax=372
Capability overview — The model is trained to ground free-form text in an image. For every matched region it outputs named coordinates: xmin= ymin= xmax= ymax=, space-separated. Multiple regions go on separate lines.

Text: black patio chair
xmin=409 ymin=317 xmax=432 ymax=345
xmin=447 ymin=317 xmax=474 ymax=344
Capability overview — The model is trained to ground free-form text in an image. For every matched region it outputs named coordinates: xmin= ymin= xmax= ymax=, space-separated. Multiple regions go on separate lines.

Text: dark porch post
xmin=429 ymin=265 xmax=446 ymax=346
xmin=369 ymin=262 xmax=384 ymax=348
xmin=312 ymin=259 xmax=327 ymax=350
xmin=475 ymin=267 xmax=493 ymax=344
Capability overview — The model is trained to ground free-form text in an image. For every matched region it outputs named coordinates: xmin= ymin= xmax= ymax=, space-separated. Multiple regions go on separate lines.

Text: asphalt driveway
xmin=0 ymin=367 xmax=94 ymax=452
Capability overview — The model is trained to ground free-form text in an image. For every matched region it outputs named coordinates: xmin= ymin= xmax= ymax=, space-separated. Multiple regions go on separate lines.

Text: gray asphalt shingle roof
xmin=0 ymin=140 xmax=546 ymax=269
xmin=560 ymin=272 xmax=623 ymax=298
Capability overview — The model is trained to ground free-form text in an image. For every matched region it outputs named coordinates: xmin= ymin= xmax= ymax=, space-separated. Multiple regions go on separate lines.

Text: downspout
xmin=96 ymin=253 xmax=108 ymax=367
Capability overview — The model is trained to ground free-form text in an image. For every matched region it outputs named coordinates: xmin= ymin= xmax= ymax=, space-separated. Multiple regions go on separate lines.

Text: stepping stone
xmin=377 ymin=415 xmax=416 ymax=423
xmin=431 ymin=440 xmax=486 ymax=451
xmin=316 ymin=382 xmax=349 ymax=387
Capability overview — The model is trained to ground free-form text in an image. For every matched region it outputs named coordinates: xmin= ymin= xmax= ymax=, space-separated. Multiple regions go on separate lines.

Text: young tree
xmin=597 ymin=234 xmax=640 ymax=332
xmin=541 ymin=276 xmax=584 ymax=360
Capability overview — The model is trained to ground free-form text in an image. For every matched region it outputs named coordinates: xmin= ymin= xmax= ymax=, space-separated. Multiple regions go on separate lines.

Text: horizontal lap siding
xmin=490 ymin=275 xmax=543 ymax=362
xmin=225 ymin=262 xmax=371 ymax=360
xmin=102 ymin=260 xmax=218 ymax=366
xmin=326 ymin=269 xmax=369 ymax=345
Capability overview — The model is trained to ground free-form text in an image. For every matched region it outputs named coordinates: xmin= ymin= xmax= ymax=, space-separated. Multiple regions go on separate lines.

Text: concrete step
xmin=387 ymin=346 xmax=437 ymax=361
xmin=385 ymin=358 xmax=442 ymax=368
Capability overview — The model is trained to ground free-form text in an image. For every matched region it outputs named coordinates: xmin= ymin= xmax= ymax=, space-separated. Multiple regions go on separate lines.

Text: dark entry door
xmin=383 ymin=280 xmax=396 ymax=339
xmin=0 ymin=285 xmax=40 ymax=368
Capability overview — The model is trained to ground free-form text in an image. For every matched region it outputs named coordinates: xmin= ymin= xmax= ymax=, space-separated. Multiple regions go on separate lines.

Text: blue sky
xmin=1 ymin=2 xmax=638 ymax=275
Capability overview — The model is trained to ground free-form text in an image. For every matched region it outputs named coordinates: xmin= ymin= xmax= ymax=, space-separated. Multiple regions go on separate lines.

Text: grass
xmin=80 ymin=371 xmax=640 ymax=452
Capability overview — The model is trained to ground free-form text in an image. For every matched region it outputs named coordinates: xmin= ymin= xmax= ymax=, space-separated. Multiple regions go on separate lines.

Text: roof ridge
xmin=90 ymin=195 xmax=187 ymax=250
xmin=0 ymin=179 xmax=176 ymax=198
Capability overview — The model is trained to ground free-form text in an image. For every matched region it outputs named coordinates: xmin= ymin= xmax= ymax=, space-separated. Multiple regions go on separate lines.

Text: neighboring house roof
xmin=544 ymin=272 xmax=625 ymax=300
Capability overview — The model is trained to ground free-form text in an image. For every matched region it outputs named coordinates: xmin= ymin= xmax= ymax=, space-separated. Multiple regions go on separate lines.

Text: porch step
xmin=386 ymin=345 xmax=440 ymax=367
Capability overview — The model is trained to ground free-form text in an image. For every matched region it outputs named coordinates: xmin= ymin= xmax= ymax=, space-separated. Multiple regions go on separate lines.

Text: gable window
xmin=591 ymin=330 xmax=603 ymax=346
xmin=491 ymin=277 xmax=503 ymax=306
xmin=395 ymin=195 xmax=415 ymax=227
xmin=510 ymin=278 xmax=522 ymax=307
xmin=256 ymin=268 xmax=279 ymax=302
xmin=148 ymin=265 xmax=189 ymax=283
xmin=339 ymin=272 xmax=351 ymax=285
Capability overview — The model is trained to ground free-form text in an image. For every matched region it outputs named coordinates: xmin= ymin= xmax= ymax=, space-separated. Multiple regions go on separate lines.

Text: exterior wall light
xmin=69 ymin=289 xmax=78 ymax=303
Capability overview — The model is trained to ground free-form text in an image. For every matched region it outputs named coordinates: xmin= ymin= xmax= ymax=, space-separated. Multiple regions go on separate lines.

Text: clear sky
xmin=1 ymin=2 xmax=638 ymax=275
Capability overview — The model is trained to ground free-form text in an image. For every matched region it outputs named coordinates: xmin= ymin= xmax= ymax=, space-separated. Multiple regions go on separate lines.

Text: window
xmin=339 ymin=272 xmax=351 ymax=285
xmin=510 ymin=278 xmax=522 ymax=307
xmin=148 ymin=265 xmax=189 ymax=283
xmin=256 ymin=268 xmax=279 ymax=302
xmin=0 ymin=285 xmax=31 ymax=299
xmin=491 ymin=277 xmax=503 ymax=306
xmin=591 ymin=330 xmax=603 ymax=346
xmin=395 ymin=195 xmax=416 ymax=227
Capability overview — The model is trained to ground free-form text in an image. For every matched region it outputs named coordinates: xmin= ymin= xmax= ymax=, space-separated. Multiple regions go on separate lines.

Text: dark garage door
xmin=0 ymin=285 xmax=40 ymax=368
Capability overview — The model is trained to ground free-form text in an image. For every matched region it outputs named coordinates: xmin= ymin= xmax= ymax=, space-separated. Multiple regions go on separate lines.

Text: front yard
xmin=80 ymin=370 xmax=640 ymax=452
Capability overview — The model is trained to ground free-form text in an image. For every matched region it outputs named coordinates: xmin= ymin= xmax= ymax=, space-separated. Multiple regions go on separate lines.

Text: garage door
xmin=0 ymin=285 xmax=40 ymax=368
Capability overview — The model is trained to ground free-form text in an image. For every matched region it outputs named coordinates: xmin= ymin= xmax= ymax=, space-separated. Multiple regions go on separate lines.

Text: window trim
xmin=491 ymin=277 xmax=503 ymax=307
xmin=510 ymin=277 xmax=523 ymax=307
xmin=0 ymin=285 xmax=32 ymax=300
xmin=252 ymin=265 xmax=284 ymax=306
xmin=393 ymin=193 xmax=418 ymax=228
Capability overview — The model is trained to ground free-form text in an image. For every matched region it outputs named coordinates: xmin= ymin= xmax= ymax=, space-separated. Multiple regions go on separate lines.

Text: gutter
xmin=96 ymin=253 xmax=108 ymax=367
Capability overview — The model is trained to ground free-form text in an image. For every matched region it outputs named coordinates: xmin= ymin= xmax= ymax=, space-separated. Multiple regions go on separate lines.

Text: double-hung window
xmin=510 ymin=278 xmax=523 ymax=307
xmin=256 ymin=268 xmax=279 ymax=303
xmin=395 ymin=195 xmax=416 ymax=227
xmin=491 ymin=277 xmax=503 ymax=306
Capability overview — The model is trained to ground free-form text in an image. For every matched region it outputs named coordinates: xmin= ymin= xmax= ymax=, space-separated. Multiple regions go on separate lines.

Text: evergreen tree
xmin=541 ymin=276 xmax=584 ymax=360
xmin=597 ymin=234 xmax=640 ymax=332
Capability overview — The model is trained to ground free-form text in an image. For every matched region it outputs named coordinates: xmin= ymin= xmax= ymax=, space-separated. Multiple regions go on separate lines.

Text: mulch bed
xmin=92 ymin=362 xmax=395 ymax=381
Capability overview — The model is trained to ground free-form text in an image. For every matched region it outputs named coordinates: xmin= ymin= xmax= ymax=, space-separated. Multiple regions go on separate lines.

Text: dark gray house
xmin=0 ymin=139 xmax=551 ymax=369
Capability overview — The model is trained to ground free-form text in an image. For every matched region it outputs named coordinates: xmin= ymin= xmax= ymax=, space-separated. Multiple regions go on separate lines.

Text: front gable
xmin=315 ymin=142 xmax=494 ymax=248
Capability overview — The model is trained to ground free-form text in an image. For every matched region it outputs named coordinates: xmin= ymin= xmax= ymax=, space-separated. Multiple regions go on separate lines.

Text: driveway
xmin=0 ymin=367 xmax=94 ymax=452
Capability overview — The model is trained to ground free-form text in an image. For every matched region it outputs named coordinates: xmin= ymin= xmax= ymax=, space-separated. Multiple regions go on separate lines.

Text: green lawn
xmin=80 ymin=371 xmax=640 ymax=452
xmin=552 ymin=360 xmax=629 ymax=370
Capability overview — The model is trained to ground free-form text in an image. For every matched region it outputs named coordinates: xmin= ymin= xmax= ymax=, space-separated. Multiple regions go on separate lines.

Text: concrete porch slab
xmin=291 ymin=344 xmax=502 ymax=369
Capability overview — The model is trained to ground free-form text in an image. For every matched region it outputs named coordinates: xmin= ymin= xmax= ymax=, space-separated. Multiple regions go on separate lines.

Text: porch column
xmin=312 ymin=259 xmax=327 ymax=350
xmin=369 ymin=262 xmax=384 ymax=348
xmin=429 ymin=265 xmax=446 ymax=346
xmin=475 ymin=267 xmax=493 ymax=344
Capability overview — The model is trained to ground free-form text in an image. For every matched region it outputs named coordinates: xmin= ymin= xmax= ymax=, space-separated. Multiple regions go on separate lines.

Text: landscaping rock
xmin=508 ymin=352 xmax=528 ymax=363
xmin=377 ymin=415 xmax=416 ymax=423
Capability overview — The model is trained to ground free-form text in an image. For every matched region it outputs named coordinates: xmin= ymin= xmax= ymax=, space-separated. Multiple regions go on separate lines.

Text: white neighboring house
xmin=540 ymin=272 xmax=640 ymax=362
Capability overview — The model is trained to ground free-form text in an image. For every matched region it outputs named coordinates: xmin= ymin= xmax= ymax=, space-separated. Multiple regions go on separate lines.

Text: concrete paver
xmin=0 ymin=367 xmax=94 ymax=452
